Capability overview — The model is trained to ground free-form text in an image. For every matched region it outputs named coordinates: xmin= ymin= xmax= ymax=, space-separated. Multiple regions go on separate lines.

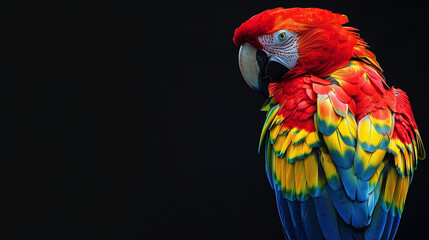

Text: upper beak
xmin=238 ymin=44 xmax=290 ymax=96
xmin=238 ymin=43 xmax=262 ymax=93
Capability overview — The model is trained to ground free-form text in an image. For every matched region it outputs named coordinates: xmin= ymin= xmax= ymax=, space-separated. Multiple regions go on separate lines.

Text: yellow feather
xmin=273 ymin=154 xmax=280 ymax=185
xmin=358 ymin=117 xmax=383 ymax=152
xmin=294 ymin=159 xmax=308 ymax=199
xmin=403 ymin=148 xmax=411 ymax=174
xmin=337 ymin=117 xmax=355 ymax=145
xmin=302 ymin=141 xmax=312 ymax=156
xmin=320 ymin=147 xmax=340 ymax=189
xmin=285 ymin=160 xmax=295 ymax=196
xmin=392 ymin=177 xmax=403 ymax=211
xmin=270 ymin=124 xmax=281 ymax=142
xmin=304 ymin=152 xmax=318 ymax=190
xmin=355 ymin=144 xmax=371 ymax=165
xmin=280 ymin=129 xmax=297 ymax=156
xmin=388 ymin=139 xmax=400 ymax=156
xmin=305 ymin=131 xmax=320 ymax=147
xmin=279 ymin=125 xmax=290 ymax=135
xmin=369 ymin=161 xmax=385 ymax=189
xmin=367 ymin=132 xmax=383 ymax=150
xmin=292 ymin=129 xmax=309 ymax=145
xmin=401 ymin=175 xmax=410 ymax=209
xmin=323 ymin=129 xmax=355 ymax=157
xmin=394 ymin=139 xmax=405 ymax=151
xmin=322 ymin=130 xmax=341 ymax=150
xmin=270 ymin=114 xmax=285 ymax=129
xmin=394 ymin=152 xmax=405 ymax=177
xmin=383 ymin=167 xmax=398 ymax=206
xmin=286 ymin=141 xmax=312 ymax=162
xmin=393 ymin=175 xmax=410 ymax=213
xmin=286 ymin=142 xmax=298 ymax=161
xmin=346 ymin=112 xmax=357 ymax=139
xmin=279 ymin=155 xmax=285 ymax=189
xmin=273 ymin=134 xmax=286 ymax=153
xmin=367 ymin=148 xmax=387 ymax=170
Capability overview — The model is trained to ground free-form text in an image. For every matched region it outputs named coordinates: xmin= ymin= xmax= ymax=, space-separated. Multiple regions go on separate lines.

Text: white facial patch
xmin=258 ymin=30 xmax=299 ymax=69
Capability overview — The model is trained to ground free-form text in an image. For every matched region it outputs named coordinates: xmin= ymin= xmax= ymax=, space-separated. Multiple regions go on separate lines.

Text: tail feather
xmin=287 ymin=200 xmax=307 ymax=239
xmin=300 ymin=199 xmax=323 ymax=240
xmin=275 ymin=188 xmax=297 ymax=240
xmin=313 ymin=190 xmax=341 ymax=240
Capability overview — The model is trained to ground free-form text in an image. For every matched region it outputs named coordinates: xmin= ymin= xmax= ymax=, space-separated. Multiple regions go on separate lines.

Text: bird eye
xmin=278 ymin=32 xmax=286 ymax=41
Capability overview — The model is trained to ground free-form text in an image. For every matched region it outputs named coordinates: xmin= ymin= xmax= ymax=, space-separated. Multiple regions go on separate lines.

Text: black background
xmin=10 ymin=1 xmax=429 ymax=239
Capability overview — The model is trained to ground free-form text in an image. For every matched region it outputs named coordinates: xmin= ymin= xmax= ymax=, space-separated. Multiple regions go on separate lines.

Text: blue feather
xmin=313 ymin=190 xmax=341 ymax=240
xmin=337 ymin=167 xmax=369 ymax=201
xmin=388 ymin=214 xmax=401 ymax=240
xmin=380 ymin=209 xmax=395 ymax=240
xmin=326 ymin=184 xmax=353 ymax=226
xmin=287 ymin=201 xmax=307 ymax=240
xmin=326 ymin=184 xmax=370 ymax=229
xmin=327 ymin=144 xmax=355 ymax=169
xmin=351 ymin=200 xmax=371 ymax=228
xmin=368 ymin=180 xmax=382 ymax=217
xmin=275 ymin=188 xmax=297 ymax=240
xmin=336 ymin=217 xmax=357 ymax=240
xmin=365 ymin=204 xmax=388 ymax=240
xmin=300 ymin=199 xmax=323 ymax=240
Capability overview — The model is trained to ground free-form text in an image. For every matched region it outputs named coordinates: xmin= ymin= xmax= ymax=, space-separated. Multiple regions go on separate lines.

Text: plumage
xmin=313 ymin=190 xmax=342 ymax=240
xmin=300 ymin=199 xmax=324 ymax=239
xmin=365 ymin=203 xmax=388 ymax=240
xmin=234 ymin=7 xmax=424 ymax=239
xmin=320 ymin=146 xmax=342 ymax=191
xmin=304 ymin=151 xmax=325 ymax=197
xmin=317 ymin=94 xmax=342 ymax=136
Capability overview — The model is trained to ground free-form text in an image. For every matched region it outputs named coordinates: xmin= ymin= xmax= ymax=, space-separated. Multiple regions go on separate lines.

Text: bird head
xmin=233 ymin=7 xmax=360 ymax=95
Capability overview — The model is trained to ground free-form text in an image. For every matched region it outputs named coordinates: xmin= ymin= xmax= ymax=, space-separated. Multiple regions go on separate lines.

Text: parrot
xmin=233 ymin=7 xmax=425 ymax=240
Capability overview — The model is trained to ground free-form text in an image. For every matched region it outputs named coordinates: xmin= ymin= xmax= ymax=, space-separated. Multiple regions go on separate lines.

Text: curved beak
xmin=238 ymin=43 xmax=262 ymax=93
xmin=238 ymin=44 xmax=290 ymax=96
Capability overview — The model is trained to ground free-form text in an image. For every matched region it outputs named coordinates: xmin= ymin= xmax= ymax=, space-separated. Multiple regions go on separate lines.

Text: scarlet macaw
xmin=233 ymin=7 xmax=425 ymax=239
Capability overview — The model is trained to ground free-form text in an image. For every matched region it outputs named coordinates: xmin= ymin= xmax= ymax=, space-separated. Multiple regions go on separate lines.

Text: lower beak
xmin=238 ymin=44 xmax=290 ymax=96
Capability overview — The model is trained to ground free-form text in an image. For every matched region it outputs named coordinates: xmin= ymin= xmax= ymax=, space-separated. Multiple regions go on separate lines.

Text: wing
xmin=263 ymin=61 xmax=424 ymax=240
xmin=313 ymin=60 xmax=425 ymax=239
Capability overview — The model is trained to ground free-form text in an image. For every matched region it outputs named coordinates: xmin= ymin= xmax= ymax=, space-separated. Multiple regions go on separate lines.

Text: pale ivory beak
xmin=238 ymin=43 xmax=261 ymax=92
